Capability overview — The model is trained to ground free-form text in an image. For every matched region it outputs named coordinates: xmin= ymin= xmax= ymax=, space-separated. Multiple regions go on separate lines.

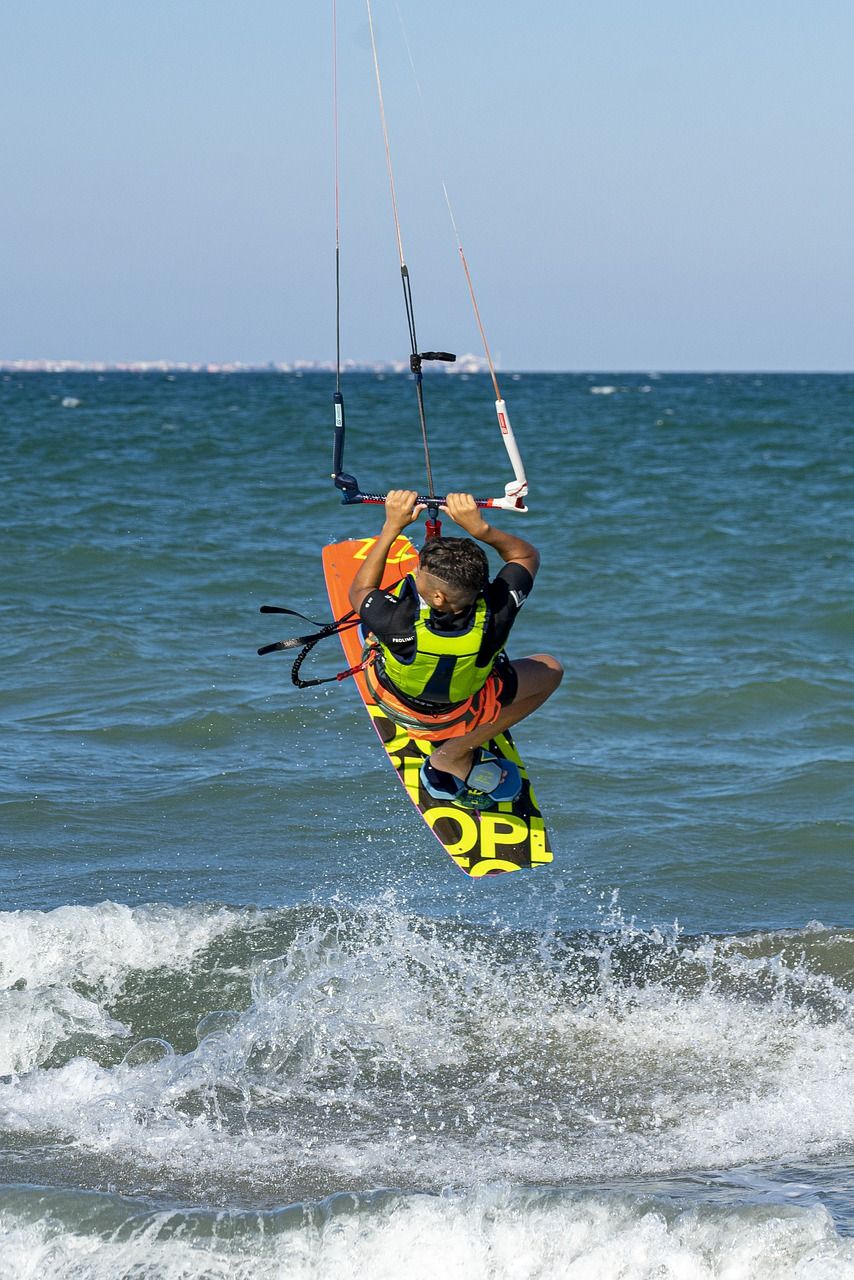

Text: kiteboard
xmin=322 ymin=534 xmax=553 ymax=878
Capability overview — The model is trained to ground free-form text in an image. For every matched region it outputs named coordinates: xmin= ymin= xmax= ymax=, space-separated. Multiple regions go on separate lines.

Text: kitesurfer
xmin=348 ymin=490 xmax=563 ymax=808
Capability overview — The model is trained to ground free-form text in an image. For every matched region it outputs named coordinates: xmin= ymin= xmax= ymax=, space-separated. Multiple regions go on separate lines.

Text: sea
xmin=1 ymin=369 xmax=852 ymax=1278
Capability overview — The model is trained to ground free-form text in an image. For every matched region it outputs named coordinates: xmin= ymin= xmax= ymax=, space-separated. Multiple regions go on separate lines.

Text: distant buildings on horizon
xmin=0 ymin=354 xmax=493 ymax=375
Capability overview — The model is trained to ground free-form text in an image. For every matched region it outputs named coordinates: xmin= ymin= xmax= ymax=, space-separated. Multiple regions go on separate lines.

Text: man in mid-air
xmin=348 ymin=490 xmax=563 ymax=808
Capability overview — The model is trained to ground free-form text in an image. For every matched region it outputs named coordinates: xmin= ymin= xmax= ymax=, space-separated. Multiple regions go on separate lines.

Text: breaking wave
xmin=1 ymin=898 xmax=852 ymax=1208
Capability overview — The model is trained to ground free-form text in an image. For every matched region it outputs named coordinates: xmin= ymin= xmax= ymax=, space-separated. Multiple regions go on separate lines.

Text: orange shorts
xmin=364 ymin=656 xmax=504 ymax=742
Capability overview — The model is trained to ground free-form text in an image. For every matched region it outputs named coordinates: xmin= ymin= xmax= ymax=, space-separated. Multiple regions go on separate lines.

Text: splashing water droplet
xmin=120 ymin=1037 xmax=174 ymax=1068
xmin=195 ymin=1010 xmax=241 ymax=1044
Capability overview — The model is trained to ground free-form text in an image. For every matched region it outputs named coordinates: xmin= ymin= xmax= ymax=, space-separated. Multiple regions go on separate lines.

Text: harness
xmin=256 ymin=578 xmax=507 ymax=743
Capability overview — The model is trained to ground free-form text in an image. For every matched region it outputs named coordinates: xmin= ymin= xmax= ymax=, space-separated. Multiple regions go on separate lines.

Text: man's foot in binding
xmin=419 ymin=747 xmax=522 ymax=809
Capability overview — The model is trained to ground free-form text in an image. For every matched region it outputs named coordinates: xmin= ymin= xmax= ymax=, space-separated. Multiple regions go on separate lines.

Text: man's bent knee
xmin=531 ymin=653 xmax=563 ymax=677
xmin=514 ymin=654 xmax=564 ymax=698
xmin=537 ymin=654 xmax=564 ymax=692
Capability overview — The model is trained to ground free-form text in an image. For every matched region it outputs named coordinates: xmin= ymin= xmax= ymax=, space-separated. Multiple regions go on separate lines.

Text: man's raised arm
xmin=348 ymin=489 xmax=425 ymax=612
xmin=441 ymin=493 xmax=540 ymax=578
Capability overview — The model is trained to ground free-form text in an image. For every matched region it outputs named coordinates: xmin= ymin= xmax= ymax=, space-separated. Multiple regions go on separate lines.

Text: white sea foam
xmin=0 ymin=1188 xmax=852 ymax=1280
xmin=0 ymin=903 xmax=851 ymax=1196
xmin=0 ymin=901 xmax=255 ymax=994
xmin=0 ymin=986 xmax=127 ymax=1076
xmin=0 ymin=901 xmax=261 ymax=1074
xmin=589 ymin=383 xmax=653 ymax=395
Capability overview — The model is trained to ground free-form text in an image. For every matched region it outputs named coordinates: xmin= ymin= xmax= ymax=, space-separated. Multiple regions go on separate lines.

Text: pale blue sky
xmin=2 ymin=1 xmax=852 ymax=369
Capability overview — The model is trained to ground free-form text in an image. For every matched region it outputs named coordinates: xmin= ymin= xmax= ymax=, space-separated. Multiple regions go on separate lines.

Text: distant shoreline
xmin=2 ymin=361 xmax=850 ymax=376
xmin=0 ymin=356 xmax=493 ymax=375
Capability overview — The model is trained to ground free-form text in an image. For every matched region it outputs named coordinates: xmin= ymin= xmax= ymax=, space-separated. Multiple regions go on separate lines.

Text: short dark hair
xmin=418 ymin=537 xmax=488 ymax=597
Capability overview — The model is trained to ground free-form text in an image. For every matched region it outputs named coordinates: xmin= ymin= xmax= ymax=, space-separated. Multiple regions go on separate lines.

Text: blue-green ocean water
xmin=1 ymin=371 xmax=852 ymax=1277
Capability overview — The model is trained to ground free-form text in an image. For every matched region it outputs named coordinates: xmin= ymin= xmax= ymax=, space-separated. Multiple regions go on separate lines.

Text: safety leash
xmin=257 ymin=605 xmax=371 ymax=689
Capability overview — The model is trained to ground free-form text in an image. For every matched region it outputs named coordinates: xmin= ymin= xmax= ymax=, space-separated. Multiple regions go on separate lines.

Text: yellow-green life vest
xmin=377 ymin=576 xmax=499 ymax=705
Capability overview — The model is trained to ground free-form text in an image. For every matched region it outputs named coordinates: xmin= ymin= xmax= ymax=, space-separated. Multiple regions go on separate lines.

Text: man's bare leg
xmin=428 ymin=654 xmax=563 ymax=782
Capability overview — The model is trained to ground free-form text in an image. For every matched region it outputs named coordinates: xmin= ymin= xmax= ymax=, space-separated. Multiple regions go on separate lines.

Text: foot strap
xmin=466 ymin=756 xmax=506 ymax=794
xmin=421 ymin=749 xmax=522 ymax=808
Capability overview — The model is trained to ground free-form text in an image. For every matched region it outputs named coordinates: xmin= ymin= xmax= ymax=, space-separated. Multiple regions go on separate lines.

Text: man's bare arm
xmin=348 ymin=489 xmax=425 ymax=612
xmin=441 ymin=493 xmax=540 ymax=578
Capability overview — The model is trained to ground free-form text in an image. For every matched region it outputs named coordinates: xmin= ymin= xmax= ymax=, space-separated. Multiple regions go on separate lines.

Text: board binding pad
xmin=322 ymin=535 xmax=553 ymax=878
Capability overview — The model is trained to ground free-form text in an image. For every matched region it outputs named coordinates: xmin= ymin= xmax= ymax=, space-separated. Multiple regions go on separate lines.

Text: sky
xmin=2 ymin=0 xmax=853 ymax=370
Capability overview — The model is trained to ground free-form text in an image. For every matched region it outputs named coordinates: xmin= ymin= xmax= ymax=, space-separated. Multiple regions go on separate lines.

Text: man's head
xmin=415 ymin=537 xmax=488 ymax=612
